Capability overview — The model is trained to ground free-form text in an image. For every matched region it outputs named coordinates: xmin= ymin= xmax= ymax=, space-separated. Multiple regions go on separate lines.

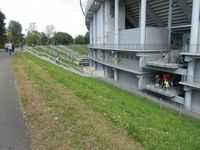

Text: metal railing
xmin=26 ymin=48 xmax=83 ymax=73
xmin=182 ymin=45 xmax=200 ymax=54
xmin=89 ymin=44 xmax=168 ymax=51
xmin=143 ymin=52 xmax=185 ymax=68
xmin=182 ymin=75 xmax=200 ymax=87
xmin=142 ymin=77 xmax=184 ymax=98
xmin=89 ymin=55 xmax=141 ymax=72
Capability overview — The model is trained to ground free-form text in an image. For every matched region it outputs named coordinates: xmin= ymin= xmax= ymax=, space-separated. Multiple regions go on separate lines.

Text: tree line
xmin=0 ymin=10 xmax=89 ymax=48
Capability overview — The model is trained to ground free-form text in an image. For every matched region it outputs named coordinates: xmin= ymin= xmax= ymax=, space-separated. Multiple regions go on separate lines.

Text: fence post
xmin=160 ymin=98 xmax=162 ymax=108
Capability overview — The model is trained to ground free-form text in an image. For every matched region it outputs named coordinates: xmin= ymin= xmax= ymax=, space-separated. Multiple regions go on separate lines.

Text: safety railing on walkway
xmin=142 ymin=78 xmax=183 ymax=98
xmin=89 ymin=55 xmax=142 ymax=73
xmin=182 ymin=45 xmax=200 ymax=54
xmin=181 ymin=75 xmax=200 ymax=88
xmin=89 ymin=44 xmax=168 ymax=51
xmin=143 ymin=51 xmax=185 ymax=68
xmin=26 ymin=48 xmax=83 ymax=74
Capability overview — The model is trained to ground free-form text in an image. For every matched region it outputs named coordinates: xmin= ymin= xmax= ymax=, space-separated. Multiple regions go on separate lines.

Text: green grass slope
xmin=66 ymin=44 xmax=89 ymax=55
xmin=16 ymin=52 xmax=200 ymax=150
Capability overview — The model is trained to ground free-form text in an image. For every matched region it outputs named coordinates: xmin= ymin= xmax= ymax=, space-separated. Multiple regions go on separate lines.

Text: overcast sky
xmin=0 ymin=0 xmax=88 ymax=37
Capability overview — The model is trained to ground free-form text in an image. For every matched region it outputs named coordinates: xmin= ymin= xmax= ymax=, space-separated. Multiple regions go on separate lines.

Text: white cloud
xmin=0 ymin=0 xmax=88 ymax=37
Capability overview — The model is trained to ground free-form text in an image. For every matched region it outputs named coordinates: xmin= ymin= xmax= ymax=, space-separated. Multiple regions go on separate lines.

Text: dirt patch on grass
xmin=14 ymin=53 xmax=144 ymax=149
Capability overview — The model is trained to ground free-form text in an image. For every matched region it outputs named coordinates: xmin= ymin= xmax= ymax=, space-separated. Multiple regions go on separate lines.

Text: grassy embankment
xmin=14 ymin=52 xmax=200 ymax=150
xmin=33 ymin=46 xmax=77 ymax=66
xmin=66 ymin=44 xmax=89 ymax=55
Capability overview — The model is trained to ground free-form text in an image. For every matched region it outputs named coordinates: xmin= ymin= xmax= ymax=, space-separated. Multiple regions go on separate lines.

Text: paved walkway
xmin=0 ymin=52 xmax=31 ymax=149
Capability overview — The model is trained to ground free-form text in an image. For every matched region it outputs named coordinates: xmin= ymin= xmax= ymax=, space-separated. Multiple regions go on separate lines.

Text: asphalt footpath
xmin=0 ymin=52 xmax=31 ymax=150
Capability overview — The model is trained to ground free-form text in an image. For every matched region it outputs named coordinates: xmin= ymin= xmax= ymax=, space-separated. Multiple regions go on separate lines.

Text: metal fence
xmin=182 ymin=75 xmax=200 ymax=87
xmin=182 ymin=44 xmax=200 ymax=53
xmin=89 ymin=44 xmax=168 ymax=51
xmin=26 ymin=48 xmax=83 ymax=74
xmin=89 ymin=55 xmax=141 ymax=72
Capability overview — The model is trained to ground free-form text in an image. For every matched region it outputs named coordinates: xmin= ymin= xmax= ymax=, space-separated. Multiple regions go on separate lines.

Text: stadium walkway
xmin=0 ymin=52 xmax=31 ymax=149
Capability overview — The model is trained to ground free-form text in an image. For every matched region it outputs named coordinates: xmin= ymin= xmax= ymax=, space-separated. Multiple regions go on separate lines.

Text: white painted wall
xmin=198 ymin=21 xmax=200 ymax=45
xmin=145 ymin=27 xmax=168 ymax=45
xmin=96 ymin=50 xmax=104 ymax=61
xmin=194 ymin=60 xmax=200 ymax=84
xmin=119 ymin=2 xmax=125 ymax=30
xmin=118 ymin=71 xmax=138 ymax=89
xmin=104 ymin=0 xmax=114 ymax=34
xmin=119 ymin=28 xmax=141 ymax=44
xmin=191 ymin=90 xmax=200 ymax=114
xmin=96 ymin=7 xmax=102 ymax=44
xmin=93 ymin=14 xmax=97 ymax=44
xmin=119 ymin=52 xmax=139 ymax=69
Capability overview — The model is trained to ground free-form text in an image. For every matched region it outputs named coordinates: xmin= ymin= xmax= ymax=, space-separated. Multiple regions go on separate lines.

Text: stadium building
xmin=84 ymin=0 xmax=200 ymax=114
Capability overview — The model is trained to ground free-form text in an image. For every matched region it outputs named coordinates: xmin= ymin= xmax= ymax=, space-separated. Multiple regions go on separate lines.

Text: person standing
xmin=7 ymin=42 xmax=12 ymax=55
xmin=12 ymin=43 xmax=15 ymax=52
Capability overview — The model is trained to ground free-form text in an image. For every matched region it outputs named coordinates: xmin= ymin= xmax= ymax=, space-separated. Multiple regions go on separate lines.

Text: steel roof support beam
xmin=146 ymin=4 xmax=165 ymax=27
xmin=126 ymin=14 xmax=139 ymax=27
xmin=176 ymin=0 xmax=192 ymax=22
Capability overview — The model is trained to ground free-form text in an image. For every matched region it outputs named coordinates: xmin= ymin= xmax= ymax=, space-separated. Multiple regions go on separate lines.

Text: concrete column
xmin=94 ymin=62 xmax=97 ymax=70
xmin=140 ymin=0 xmax=146 ymax=50
xmin=89 ymin=20 xmax=93 ymax=45
xmin=184 ymin=87 xmax=192 ymax=111
xmin=114 ymin=69 xmax=118 ymax=81
xmin=139 ymin=56 xmax=144 ymax=68
xmin=138 ymin=1 xmax=141 ymax=27
xmin=93 ymin=14 xmax=96 ymax=45
xmin=137 ymin=75 xmax=143 ymax=90
xmin=168 ymin=0 xmax=172 ymax=48
xmin=104 ymin=66 xmax=108 ymax=78
xmin=114 ymin=52 xmax=119 ymax=65
xmin=187 ymin=60 xmax=195 ymax=83
xmin=115 ymin=0 xmax=119 ymax=48
xmin=190 ymin=0 xmax=200 ymax=53
xmin=101 ymin=3 xmax=105 ymax=45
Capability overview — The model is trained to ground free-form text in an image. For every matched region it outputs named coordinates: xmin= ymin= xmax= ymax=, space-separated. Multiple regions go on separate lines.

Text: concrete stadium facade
xmin=85 ymin=0 xmax=200 ymax=114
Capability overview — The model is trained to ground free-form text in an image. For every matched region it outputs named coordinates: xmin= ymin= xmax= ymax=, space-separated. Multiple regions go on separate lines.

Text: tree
xmin=74 ymin=35 xmax=85 ymax=44
xmin=25 ymin=30 xmax=41 ymax=46
xmin=40 ymin=32 xmax=48 ymax=45
xmin=7 ymin=20 xmax=22 ymax=44
xmin=45 ymin=24 xmax=55 ymax=38
xmin=74 ymin=32 xmax=89 ymax=44
xmin=0 ymin=10 xmax=6 ymax=48
xmin=52 ymin=32 xmax=73 ymax=45
xmin=85 ymin=32 xmax=89 ymax=44
xmin=27 ymin=22 xmax=36 ymax=32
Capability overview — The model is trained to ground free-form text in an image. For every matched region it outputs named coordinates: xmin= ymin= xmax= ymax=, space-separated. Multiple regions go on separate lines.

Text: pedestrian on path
xmin=8 ymin=42 xmax=12 ymax=55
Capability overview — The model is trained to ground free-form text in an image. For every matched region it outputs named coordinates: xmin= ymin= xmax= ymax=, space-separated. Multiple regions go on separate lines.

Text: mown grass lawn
xmin=14 ymin=52 xmax=200 ymax=150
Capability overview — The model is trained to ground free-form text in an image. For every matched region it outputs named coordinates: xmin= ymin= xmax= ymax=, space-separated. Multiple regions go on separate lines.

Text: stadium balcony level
xmin=89 ymin=55 xmax=146 ymax=75
xmin=143 ymin=84 xmax=183 ymax=98
xmin=181 ymin=45 xmax=200 ymax=58
xmin=179 ymin=75 xmax=200 ymax=90
xmin=88 ymin=44 xmax=168 ymax=52
xmin=143 ymin=54 xmax=186 ymax=69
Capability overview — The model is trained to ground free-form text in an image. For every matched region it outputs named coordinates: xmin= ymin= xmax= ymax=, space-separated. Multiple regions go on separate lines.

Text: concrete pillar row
xmin=101 ymin=3 xmax=105 ymax=45
xmin=114 ymin=69 xmax=118 ymax=81
xmin=89 ymin=20 xmax=93 ymax=45
xmin=140 ymin=0 xmax=146 ymax=50
xmin=93 ymin=13 xmax=96 ymax=45
xmin=190 ymin=0 xmax=200 ymax=53
xmin=115 ymin=0 xmax=119 ymax=48
xmin=168 ymin=0 xmax=172 ymax=48
xmin=184 ymin=87 xmax=192 ymax=111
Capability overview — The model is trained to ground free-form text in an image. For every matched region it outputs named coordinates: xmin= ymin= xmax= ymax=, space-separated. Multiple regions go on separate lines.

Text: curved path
xmin=0 ymin=52 xmax=31 ymax=149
